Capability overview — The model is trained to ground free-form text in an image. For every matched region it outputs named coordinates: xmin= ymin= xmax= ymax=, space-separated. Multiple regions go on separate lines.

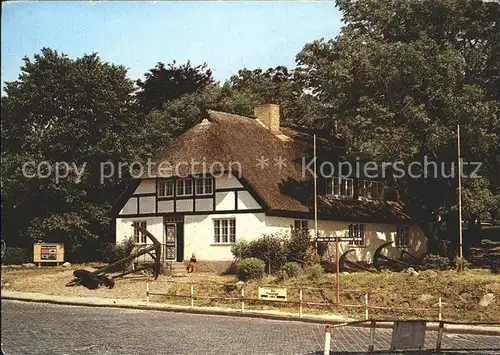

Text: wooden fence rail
xmin=146 ymin=281 xmax=444 ymax=321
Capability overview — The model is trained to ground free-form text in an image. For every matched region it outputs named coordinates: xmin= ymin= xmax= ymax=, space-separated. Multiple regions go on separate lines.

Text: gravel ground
xmin=1 ymin=266 xmax=205 ymax=300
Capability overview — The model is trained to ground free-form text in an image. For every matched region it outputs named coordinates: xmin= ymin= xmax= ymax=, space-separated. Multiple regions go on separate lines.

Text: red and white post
xmin=323 ymin=325 xmax=331 ymax=355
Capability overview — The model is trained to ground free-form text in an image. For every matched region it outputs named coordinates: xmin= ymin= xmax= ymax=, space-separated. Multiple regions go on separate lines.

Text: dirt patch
xmin=1 ymin=266 xmax=233 ymax=300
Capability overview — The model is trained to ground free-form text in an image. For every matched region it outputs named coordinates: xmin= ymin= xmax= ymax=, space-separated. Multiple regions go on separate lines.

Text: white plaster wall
xmin=195 ymin=198 xmax=213 ymax=212
xmin=176 ymin=199 xmax=193 ymax=212
xmin=183 ymin=214 xmax=426 ymax=262
xmin=120 ymin=198 xmax=137 ymax=215
xmin=139 ymin=196 xmax=155 ymax=214
xmin=215 ymin=174 xmax=242 ymax=189
xmin=215 ymin=191 xmax=235 ymax=211
xmin=238 ymin=191 xmax=261 ymax=210
xmin=184 ymin=213 xmax=270 ymax=261
xmin=134 ymin=179 xmax=156 ymax=194
xmin=157 ymin=200 xmax=174 ymax=213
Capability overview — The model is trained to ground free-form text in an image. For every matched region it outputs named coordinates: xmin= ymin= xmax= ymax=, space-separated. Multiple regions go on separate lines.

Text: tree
xmin=133 ymin=64 xmax=330 ymax=155
xmin=297 ymin=0 xmax=500 ymax=254
xmin=222 ymin=66 xmax=326 ymax=128
xmin=135 ymin=61 xmax=214 ymax=114
xmin=1 ymin=48 xmax=137 ymax=260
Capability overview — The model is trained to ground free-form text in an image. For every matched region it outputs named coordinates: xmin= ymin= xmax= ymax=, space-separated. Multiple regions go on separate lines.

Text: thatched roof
xmin=144 ymin=110 xmax=412 ymax=223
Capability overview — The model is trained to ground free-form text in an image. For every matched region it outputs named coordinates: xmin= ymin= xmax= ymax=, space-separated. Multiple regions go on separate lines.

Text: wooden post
xmin=336 ymin=237 xmax=340 ymax=304
xmin=299 ymin=289 xmax=303 ymax=318
xmin=190 ymin=284 xmax=194 ymax=308
xmin=457 ymin=124 xmax=463 ymax=258
xmin=368 ymin=320 xmax=376 ymax=352
xmin=241 ymin=286 xmax=245 ymax=313
xmin=314 ymin=135 xmax=318 ymax=243
xmin=438 ymin=296 xmax=442 ymax=321
xmin=146 ymin=282 xmax=150 ymax=306
xmin=365 ymin=292 xmax=369 ymax=320
xmin=436 ymin=321 xmax=444 ymax=351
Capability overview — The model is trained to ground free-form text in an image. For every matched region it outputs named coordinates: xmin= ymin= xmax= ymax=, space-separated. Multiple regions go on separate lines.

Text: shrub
xmin=420 ymin=254 xmax=450 ymax=271
xmin=253 ymin=234 xmax=287 ymax=273
xmin=99 ymin=238 xmax=135 ymax=264
xmin=302 ymin=264 xmax=324 ymax=280
xmin=275 ymin=270 xmax=287 ymax=282
xmin=2 ymin=247 xmax=31 ymax=265
xmin=230 ymin=240 xmax=251 ymax=260
xmin=286 ymin=229 xmax=313 ymax=264
xmin=280 ymin=262 xmax=301 ymax=278
xmin=231 ymin=234 xmax=287 ymax=274
xmin=488 ymin=258 xmax=500 ymax=274
xmin=305 ymin=246 xmax=321 ymax=265
xmin=454 ymin=256 xmax=471 ymax=272
xmin=235 ymin=257 xmax=265 ymax=281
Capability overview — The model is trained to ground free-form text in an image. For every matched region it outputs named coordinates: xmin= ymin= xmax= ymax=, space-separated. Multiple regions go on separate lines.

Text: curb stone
xmin=1 ymin=291 xmax=499 ymax=336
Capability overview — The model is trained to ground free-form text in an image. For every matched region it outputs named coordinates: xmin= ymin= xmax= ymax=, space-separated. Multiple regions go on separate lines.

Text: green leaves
xmin=1 ymin=48 xmax=136 ymax=256
xmin=297 ymin=0 xmax=500 ymax=252
xmin=135 ymin=61 xmax=214 ymax=114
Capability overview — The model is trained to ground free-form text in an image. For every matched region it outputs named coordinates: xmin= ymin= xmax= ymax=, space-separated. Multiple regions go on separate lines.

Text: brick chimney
xmin=254 ymin=104 xmax=280 ymax=132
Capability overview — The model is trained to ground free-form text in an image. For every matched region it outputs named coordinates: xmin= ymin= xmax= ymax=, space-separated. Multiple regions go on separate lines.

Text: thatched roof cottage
xmin=114 ymin=104 xmax=426 ymax=266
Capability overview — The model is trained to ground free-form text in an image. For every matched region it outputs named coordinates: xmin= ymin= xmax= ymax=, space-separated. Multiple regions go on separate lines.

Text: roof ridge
xmin=206 ymin=109 xmax=255 ymax=121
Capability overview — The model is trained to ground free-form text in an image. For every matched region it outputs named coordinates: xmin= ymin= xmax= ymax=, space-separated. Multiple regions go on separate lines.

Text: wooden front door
xmin=165 ymin=223 xmax=177 ymax=260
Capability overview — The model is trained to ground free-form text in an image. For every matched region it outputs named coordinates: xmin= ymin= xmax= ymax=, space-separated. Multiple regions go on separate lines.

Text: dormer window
xmin=358 ymin=180 xmax=385 ymax=200
xmin=326 ymin=177 xmax=354 ymax=198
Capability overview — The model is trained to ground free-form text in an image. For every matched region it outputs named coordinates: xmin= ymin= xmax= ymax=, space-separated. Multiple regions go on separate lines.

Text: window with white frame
xmin=348 ymin=223 xmax=365 ymax=246
xmin=176 ymin=178 xmax=193 ymax=196
xmin=133 ymin=221 xmax=147 ymax=244
xmin=195 ymin=177 xmax=213 ymax=196
xmin=213 ymin=218 xmax=236 ymax=244
xmin=293 ymin=220 xmax=309 ymax=230
xmin=396 ymin=225 xmax=410 ymax=247
xmin=326 ymin=177 xmax=354 ymax=198
xmin=358 ymin=180 xmax=385 ymax=200
xmin=158 ymin=180 xmax=174 ymax=197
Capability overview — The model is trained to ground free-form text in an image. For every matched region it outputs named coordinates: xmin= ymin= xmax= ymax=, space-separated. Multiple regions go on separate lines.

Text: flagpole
xmin=314 ymin=135 xmax=318 ymax=239
xmin=457 ymin=124 xmax=463 ymax=258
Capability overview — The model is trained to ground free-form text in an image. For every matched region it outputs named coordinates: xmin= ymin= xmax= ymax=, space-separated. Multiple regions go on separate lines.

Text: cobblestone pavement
xmin=1 ymin=300 xmax=499 ymax=355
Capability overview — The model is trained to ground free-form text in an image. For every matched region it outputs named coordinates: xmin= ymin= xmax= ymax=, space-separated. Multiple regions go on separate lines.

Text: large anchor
xmin=339 ymin=249 xmax=378 ymax=273
xmin=373 ymin=241 xmax=420 ymax=272
xmin=66 ymin=224 xmax=163 ymax=289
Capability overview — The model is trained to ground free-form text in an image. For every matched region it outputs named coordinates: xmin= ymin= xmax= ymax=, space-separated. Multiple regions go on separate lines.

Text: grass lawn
xmin=2 ymin=265 xmax=499 ymax=323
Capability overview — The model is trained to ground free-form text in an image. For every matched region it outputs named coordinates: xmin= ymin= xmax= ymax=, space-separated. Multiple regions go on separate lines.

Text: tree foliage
xmin=222 ymin=67 xmax=325 ymax=128
xmin=1 ymin=52 xmax=219 ymax=259
xmin=296 ymin=0 xmax=500 ymax=254
xmin=135 ymin=61 xmax=214 ymax=114
xmin=1 ymin=48 xmax=137 ymax=259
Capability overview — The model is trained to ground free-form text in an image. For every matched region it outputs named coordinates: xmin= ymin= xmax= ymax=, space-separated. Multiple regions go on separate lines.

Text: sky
xmin=1 ymin=1 xmax=342 ymax=90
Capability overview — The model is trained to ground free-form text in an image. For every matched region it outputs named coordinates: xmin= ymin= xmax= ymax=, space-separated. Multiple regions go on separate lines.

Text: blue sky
xmin=1 ymin=1 xmax=342 ymax=89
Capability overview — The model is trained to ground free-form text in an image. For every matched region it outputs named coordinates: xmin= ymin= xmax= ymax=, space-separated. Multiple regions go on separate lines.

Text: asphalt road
xmin=1 ymin=300 xmax=499 ymax=355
